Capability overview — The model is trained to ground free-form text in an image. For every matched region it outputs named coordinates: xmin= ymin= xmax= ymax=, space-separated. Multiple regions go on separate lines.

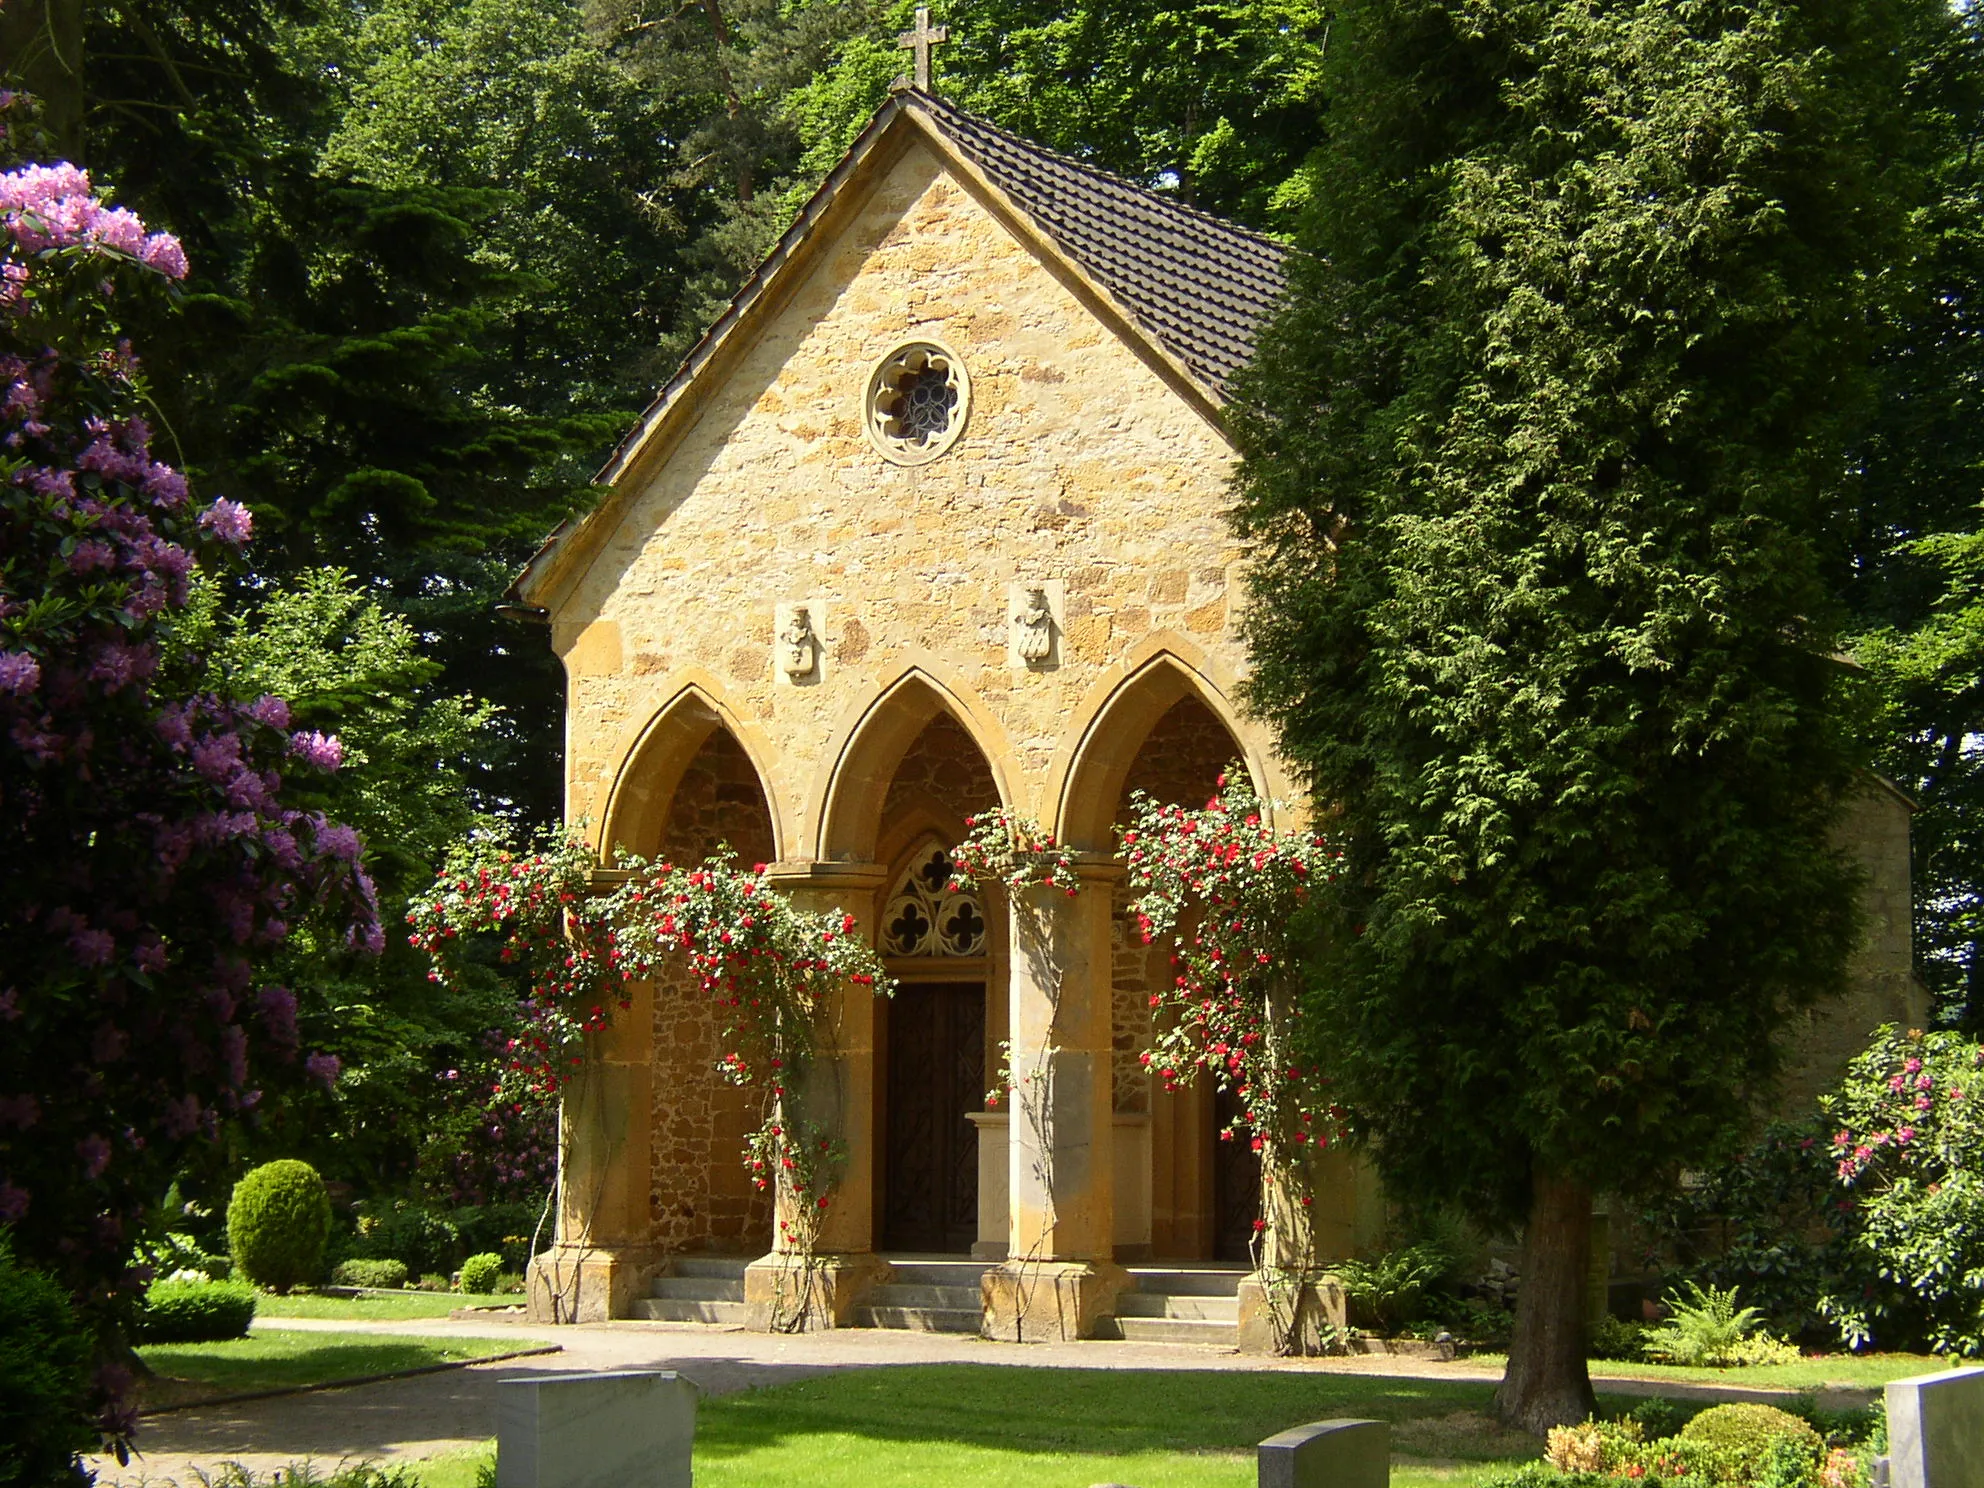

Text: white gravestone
xmin=1258 ymin=1419 xmax=1390 ymax=1488
xmin=1888 ymin=1366 xmax=1984 ymax=1488
xmin=498 ymin=1370 xmax=697 ymax=1488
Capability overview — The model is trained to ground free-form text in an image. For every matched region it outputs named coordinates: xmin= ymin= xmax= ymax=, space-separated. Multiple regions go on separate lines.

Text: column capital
xmin=764 ymin=859 xmax=888 ymax=894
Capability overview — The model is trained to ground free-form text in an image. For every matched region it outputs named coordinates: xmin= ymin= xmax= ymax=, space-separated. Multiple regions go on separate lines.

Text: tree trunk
xmin=0 ymin=0 xmax=87 ymax=161
xmin=1492 ymin=1165 xmax=1596 ymax=1433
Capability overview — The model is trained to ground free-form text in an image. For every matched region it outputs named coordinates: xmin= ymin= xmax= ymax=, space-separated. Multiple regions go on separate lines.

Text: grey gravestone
xmin=497 ymin=1370 xmax=697 ymax=1488
xmin=1258 ymin=1419 xmax=1390 ymax=1488
xmin=1888 ymin=1366 xmax=1984 ymax=1488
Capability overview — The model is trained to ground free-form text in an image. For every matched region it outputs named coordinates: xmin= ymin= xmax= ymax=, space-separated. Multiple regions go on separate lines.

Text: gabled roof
xmin=910 ymin=93 xmax=1287 ymax=399
xmin=513 ymin=88 xmax=1288 ymax=610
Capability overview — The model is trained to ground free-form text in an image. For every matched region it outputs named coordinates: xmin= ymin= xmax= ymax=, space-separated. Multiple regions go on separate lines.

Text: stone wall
xmin=1777 ymin=781 xmax=1928 ymax=1112
xmin=648 ymin=729 xmax=777 ymax=1254
xmin=881 ymin=713 xmax=1000 ymax=829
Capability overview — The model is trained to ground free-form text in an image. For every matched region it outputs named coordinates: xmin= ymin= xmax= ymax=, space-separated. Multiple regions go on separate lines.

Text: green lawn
xmin=1474 ymin=1352 xmax=1940 ymax=1393
xmin=256 ymin=1291 xmax=523 ymax=1321
xmin=687 ymin=1366 xmax=1548 ymax=1488
xmin=140 ymin=1329 xmax=528 ymax=1407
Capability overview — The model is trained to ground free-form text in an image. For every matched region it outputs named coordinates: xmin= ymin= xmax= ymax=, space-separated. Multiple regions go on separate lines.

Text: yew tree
xmin=1230 ymin=0 xmax=1947 ymax=1431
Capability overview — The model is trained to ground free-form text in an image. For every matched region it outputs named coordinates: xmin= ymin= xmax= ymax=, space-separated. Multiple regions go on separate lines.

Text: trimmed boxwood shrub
xmin=332 ymin=1258 xmax=410 ymax=1290
xmin=0 ymin=1233 xmax=95 ymax=1488
xmin=136 ymin=1280 xmax=258 ymax=1342
xmin=228 ymin=1160 xmax=331 ymax=1293
xmin=1679 ymin=1403 xmax=1822 ymax=1481
xmin=457 ymin=1253 xmax=503 ymax=1295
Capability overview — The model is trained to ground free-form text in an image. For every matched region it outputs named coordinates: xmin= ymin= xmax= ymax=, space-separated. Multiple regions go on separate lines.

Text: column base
xmin=525 ymin=1243 xmax=664 ymax=1324
xmin=1236 ymin=1271 xmax=1348 ymax=1355
xmin=981 ymin=1259 xmax=1130 ymax=1342
xmin=742 ymin=1250 xmax=893 ymax=1331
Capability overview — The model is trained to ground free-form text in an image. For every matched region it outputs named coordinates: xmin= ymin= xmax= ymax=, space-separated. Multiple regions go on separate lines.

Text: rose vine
xmin=409 ymin=832 xmax=892 ymax=1320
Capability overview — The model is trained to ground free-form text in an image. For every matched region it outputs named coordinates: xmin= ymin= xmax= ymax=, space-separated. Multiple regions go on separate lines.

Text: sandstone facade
xmin=515 ymin=93 xmax=1922 ymax=1336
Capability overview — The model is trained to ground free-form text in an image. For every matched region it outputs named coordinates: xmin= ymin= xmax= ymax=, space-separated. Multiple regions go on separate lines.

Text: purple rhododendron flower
xmin=69 ymin=927 xmax=114 ymax=967
xmin=197 ymin=497 xmax=251 ymax=545
xmin=305 ymin=1052 xmax=341 ymax=1088
xmin=77 ymin=1134 xmax=110 ymax=1179
xmin=138 ymin=232 xmax=187 ymax=279
xmin=289 ymin=730 xmax=342 ymax=771
xmin=316 ymin=820 xmax=362 ymax=861
xmin=0 ymin=649 xmax=39 ymax=695
xmin=247 ymin=695 xmax=290 ymax=730
xmin=0 ymin=1183 xmax=27 ymax=1222
xmin=257 ymin=985 xmax=298 ymax=1049
xmin=161 ymin=1095 xmax=200 ymax=1140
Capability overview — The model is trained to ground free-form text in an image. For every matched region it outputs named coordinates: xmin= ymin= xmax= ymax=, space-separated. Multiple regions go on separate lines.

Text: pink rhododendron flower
xmin=197 ymin=496 xmax=251 ymax=545
xmin=288 ymin=730 xmax=342 ymax=771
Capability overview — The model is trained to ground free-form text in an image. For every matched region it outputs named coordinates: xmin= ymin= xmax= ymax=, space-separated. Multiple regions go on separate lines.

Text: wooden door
xmin=883 ymin=981 xmax=984 ymax=1253
xmin=1212 ymin=1080 xmax=1262 ymax=1263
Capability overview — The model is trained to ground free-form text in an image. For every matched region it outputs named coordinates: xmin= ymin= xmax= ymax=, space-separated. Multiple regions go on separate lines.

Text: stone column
xmin=527 ymin=978 xmax=662 ymax=1323
xmin=741 ymin=861 xmax=892 ymax=1329
xmin=983 ymin=859 xmax=1129 ymax=1340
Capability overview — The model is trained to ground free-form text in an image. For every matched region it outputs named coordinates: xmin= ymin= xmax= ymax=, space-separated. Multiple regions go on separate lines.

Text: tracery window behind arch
xmin=883 ymin=844 xmax=986 ymax=957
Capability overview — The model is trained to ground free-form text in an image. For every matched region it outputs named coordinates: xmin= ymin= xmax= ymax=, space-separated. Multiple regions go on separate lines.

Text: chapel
xmin=507 ymin=75 xmax=1922 ymax=1342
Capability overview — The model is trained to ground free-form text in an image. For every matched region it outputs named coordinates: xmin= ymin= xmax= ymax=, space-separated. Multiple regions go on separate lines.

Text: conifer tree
xmin=1231 ymin=0 xmax=1946 ymax=1429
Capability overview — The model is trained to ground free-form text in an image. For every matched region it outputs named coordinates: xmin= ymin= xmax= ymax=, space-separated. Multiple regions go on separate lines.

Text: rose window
xmin=866 ymin=342 xmax=969 ymax=465
xmin=883 ymin=844 xmax=986 ymax=957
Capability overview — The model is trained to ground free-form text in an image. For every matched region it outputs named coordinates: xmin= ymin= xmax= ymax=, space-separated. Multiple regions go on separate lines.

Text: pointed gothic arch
xmin=812 ymin=664 xmax=1016 ymax=863
xmin=600 ymin=676 xmax=787 ymax=863
xmin=1052 ymin=649 xmax=1271 ymax=852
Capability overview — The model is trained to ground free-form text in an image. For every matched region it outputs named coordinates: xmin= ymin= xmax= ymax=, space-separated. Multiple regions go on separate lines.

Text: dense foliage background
xmin=4 ymin=0 xmax=1984 ymax=1446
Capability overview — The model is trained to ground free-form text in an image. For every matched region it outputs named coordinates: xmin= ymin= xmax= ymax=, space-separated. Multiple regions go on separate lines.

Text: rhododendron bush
xmin=410 ymin=834 xmax=890 ymax=1290
xmin=0 ymin=102 xmax=379 ymax=1393
xmin=1822 ymin=1025 xmax=1984 ymax=1355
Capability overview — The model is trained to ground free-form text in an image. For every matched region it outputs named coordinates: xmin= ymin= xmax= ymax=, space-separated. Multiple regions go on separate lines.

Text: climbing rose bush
xmin=0 ymin=128 xmax=379 ymax=1389
xmin=410 ymin=836 xmax=891 ymax=1259
xmin=1120 ymin=771 xmax=1346 ymax=1258
xmin=950 ymin=809 xmax=1082 ymax=896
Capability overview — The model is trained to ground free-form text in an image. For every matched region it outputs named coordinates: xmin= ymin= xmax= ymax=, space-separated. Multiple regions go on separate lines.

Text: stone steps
xmin=1094 ymin=1315 xmax=1241 ymax=1346
xmin=852 ymin=1256 xmax=990 ymax=1334
xmin=1115 ymin=1291 xmax=1239 ymax=1322
xmin=629 ymin=1255 xmax=749 ymax=1325
xmin=1102 ymin=1262 xmax=1249 ymax=1348
xmin=852 ymin=1303 xmax=983 ymax=1332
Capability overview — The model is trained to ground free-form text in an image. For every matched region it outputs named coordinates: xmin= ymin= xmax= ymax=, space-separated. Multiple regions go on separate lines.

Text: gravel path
xmin=97 ymin=1314 xmax=1873 ymax=1486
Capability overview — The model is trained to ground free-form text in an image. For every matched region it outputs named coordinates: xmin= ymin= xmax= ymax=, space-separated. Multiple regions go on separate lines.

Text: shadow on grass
xmin=695 ymin=1365 xmax=1530 ymax=1462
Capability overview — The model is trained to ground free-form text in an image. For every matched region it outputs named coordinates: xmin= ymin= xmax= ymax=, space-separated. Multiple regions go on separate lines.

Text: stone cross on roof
xmin=896 ymin=6 xmax=949 ymax=93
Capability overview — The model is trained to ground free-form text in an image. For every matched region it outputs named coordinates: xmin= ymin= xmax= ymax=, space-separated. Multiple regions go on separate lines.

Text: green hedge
xmin=137 ymin=1279 xmax=258 ymax=1343
xmin=228 ymin=1160 xmax=331 ymax=1293
xmin=332 ymin=1258 xmax=410 ymax=1290
xmin=0 ymin=1234 xmax=97 ymax=1487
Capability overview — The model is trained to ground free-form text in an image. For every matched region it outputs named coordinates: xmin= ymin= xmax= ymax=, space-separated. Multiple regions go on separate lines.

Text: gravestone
xmin=497 ymin=1370 xmax=697 ymax=1488
xmin=1887 ymin=1366 xmax=1984 ymax=1488
xmin=1258 ymin=1418 xmax=1390 ymax=1488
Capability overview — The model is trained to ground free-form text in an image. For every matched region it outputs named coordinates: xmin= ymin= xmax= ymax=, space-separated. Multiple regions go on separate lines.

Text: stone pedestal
xmin=741 ymin=1249 xmax=893 ymax=1330
xmin=1236 ymin=1272 xmax=1348 ymax=1356
xmin=526 ymin=1243 xmax=664 ymax=1325
xmin=531 ymin=980 xmax=660 ymax=1323
xmin=1005 ymin=869 xmax=1118 ymax=1263
xmin=770 ymin=861 xmax=887 ymax=1258
xmin=981 ymin=1258 xmax=1131 ymax=1342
